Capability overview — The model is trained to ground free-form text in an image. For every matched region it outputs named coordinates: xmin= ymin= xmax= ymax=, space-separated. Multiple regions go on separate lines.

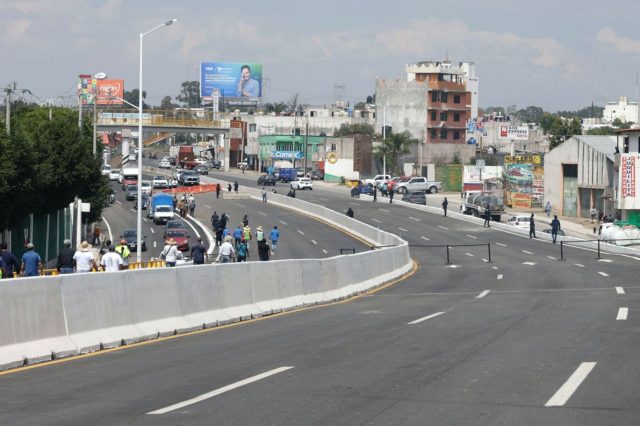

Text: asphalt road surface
xmin=2 ymin=168 xmax=638 ymax=425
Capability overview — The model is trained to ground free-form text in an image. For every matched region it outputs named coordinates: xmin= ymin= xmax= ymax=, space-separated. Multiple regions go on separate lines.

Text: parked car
xmin=101 ymin=165 xmax=112 ymax=176
xmin=506 ymin=214 xmax=533 ymax=229
xmin=121 ymin=229 xmax=146 ymax=252
xmin=362 ymin=174 xmax=391 ymax=186
xmin=195 ymin=165 xmax=209 ymax=175
xmin=108 ymin=168 xmax=121 ymax=181
xmin=290 ymin=177 xmax=313 ymax=190
xmin=401 ymin=190 xmax=427 ymax=205
xmin=125 ymin=186 xmax=138 ymax=201
xmin=257 ymin=174 xmax=277 ymax=186
xmin=152 ymin=175 xmax=169 ymax=189
xmin=296 ymin=167 xmax=306 ymax=177
xmin=209 ymin=159 xmax=222 ymax=170
xmin=393 ymin=176 xmax=442 ymax=194
xmin=310 ymin=169 xmax=324 ymax=180
xmin=351 ymin=182 xmax=375 ymax=197
xmin=158 ymin=159 xmax=171 ymax=169
xmin=165 ymin=228 xmax=190 ymax=252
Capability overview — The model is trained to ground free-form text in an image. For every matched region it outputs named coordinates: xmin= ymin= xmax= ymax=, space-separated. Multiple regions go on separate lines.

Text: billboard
xmin=77 ymin=74 xmax=96 ymax=105
xmin=96 ymin=79 xmax=124 ymax=105
xmin=200 ymin=62 xmax=263 ymax=99
xmin=499 ymin=125 xmax=529 ymax=140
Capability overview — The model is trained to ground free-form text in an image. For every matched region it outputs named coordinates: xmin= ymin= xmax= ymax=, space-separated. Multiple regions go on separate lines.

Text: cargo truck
xmin=149 ymin=193 xmax=174 ymax=224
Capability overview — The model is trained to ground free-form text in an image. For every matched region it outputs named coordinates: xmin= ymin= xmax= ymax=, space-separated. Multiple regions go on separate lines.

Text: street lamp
xmin=93 ymin=72 xmax=107 ymax=157
xmin=137 ymin=18 xmax=177 ymax=263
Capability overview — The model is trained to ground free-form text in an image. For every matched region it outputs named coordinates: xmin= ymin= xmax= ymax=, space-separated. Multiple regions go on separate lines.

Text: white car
xmin=158 ymin=159 xmax=171 ymax=169
xmin=109 ymin=169 xmax=120 ymax=181
xmin=290 ymin=177 xmax=313 ymax=190
xmin=506 ymin=214 xmax=532 ymax=229
xmin=152 ymin=175 xmax=168 ymax=189
xmin=140 ymin=180 xmax=152 ymax=195
xmin=100 ymin=165 xmax=112 ymax=176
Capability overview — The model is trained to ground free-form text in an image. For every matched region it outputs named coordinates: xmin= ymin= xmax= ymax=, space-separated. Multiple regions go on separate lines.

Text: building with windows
xmin=603 ymin=96 xmax=639 ymax=124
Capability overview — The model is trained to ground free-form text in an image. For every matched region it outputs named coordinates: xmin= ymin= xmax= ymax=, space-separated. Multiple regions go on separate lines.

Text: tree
xmin=585 ymin=126 xmax=615 ymax=135
xmin=372 ymin=131 xmax=418 ymax=175
xmin=287 ymin=93 xmax=301 ymax=115
xmin=175 ymin=81 xmax=201 ymax=107
xmin=334 ymin=123 xmax=375 ymax=137
xmin=514 ymin=106 xmax=545 ymax=124
xmin=355 ymin=102 xmax=366 ymax=109
xmin=612 ymin=117 xmax=633 ymax=129
xmin=159 ymin=95 xmax=178 ymax=110
xmin=124 ymin=89 xmax=149 ymax=110
xmin=549 ymin=117 xmax=582 ymax=150
xmin=263 ymin=102 xmax=287 ymax=114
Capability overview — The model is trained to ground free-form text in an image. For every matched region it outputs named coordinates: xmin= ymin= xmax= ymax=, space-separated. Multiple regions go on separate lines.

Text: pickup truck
xmin=393 ymin=176 xmax=442 ymax=194
xmin=179 ymin=170 xmax=200 ymax=186
xmin=362 ymin=174 xmax=391 ymax=186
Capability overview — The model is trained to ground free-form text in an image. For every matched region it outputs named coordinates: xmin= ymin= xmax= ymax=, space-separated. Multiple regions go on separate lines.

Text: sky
xmin=2 ymin=0 xmax=640 ymax=112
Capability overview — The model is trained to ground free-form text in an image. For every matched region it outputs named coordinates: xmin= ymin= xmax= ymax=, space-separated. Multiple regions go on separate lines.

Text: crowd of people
xmin=208 ymin=211 xmax=280 ymax=263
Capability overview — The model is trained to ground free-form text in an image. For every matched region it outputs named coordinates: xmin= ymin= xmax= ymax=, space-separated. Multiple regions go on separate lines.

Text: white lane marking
xmin=311 ymin=240 xmax=317 ymax=245
xmin=544 ymin=362 xmax=597 ymax=407
xmin=101 ymin=216 xmax=113 ymax=242
xmin=407 ymin=312 xmax=445 ymax=325
xmin=236 ymin=203 xmax=246 ymax=208
xmin=258 ymin=211 xmax=267 ymax=216
xmin=115 ymin=200 xmax=122 ymax=205
xmin=349 ymin=202 xmax=360 ymax=206
xmin=203 ymin=204 xmax=211 ymax=209
xmin=398 ymin=227 xmax=408 ymax=232
xmin=465 ymin=252 xmax=474 ymax=257
xmin=616 ymin=286 xmax=625 ymax=295
xmin=447 ymin=265 xmax=459 ymax=268
xmin=322 ymin=249 xmax=328 ymax=254
xmin=438 ymin=225 xmax=449 ymax=230
xmin=319 ymin=198 xmax=329 ymax=201
xmin=466 ymin=234 xmax=477 ymax=239
xmin=617 ymin=307 xmax=628 ymax=320
xmin=147 ymin=366 xmax=295 ymax=415
xmin=575 ymin=263 xmax=584 ymax=268
xmin=598 ymin=259 xmax=613 ymax=263
xmin=497 ymin=274 xmax=503 ymax=280
xmin=130 ymin=208 xmax=136 ymax=213
xmin=523 ymin=262 xmax=537 ymax=265
xmin=149 ymin=228 xmax=155 ymax=234
xmin=297 ymin=230 xmax=305 ymax=235
xmin=378 ymin=208 xmax=390 ymax=213
xmin=496 ymin=242 xmax=507 ymax=247
xmin=371 ymin=218 xmax=382 ymax=223
xmin=482 ymin=258 xmax=488 ymax=263
xmin=153 ymin=241 xmax=157 ymax=248
xmin=409 ymin=216 xmax=421 ymax=222
xmin=547 ymin=256 xmax=556 ymax=260
xmin=598 ymin=271 xmax=609 ymax=277
xmin=279 ymin=220 xmax=288 ymax=226
xmin=421 ymin=236 xmax=430 ymax=241
xmin=143 ymin=218 xmax=148 ymax=223
xmin=476 ymin=290 xmax=490 ymax=299
xmin=180 ymin=217 xmax=201 ymax=239
xmin=522 ymin=250 xmax=533 ymax=255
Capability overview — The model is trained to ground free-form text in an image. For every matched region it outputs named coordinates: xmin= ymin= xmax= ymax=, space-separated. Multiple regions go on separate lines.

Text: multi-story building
xmin=603 ymin=96 xmax=639 ymax=124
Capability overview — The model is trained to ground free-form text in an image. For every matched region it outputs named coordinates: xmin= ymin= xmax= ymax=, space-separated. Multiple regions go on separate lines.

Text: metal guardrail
xmin=559 ymin=238 xmax=640 ymax=261
xmin=340 ymin=248 xmax=356 ymax=255
xmin=409 ymin=243 xmax=492 ymax=264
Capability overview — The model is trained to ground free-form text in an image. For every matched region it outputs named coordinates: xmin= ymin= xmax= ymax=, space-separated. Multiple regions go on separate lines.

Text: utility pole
xmin=4 ymin=82 xmax=16 ymax=135
xmin=304 ymin=116 xmax=309 ymax=172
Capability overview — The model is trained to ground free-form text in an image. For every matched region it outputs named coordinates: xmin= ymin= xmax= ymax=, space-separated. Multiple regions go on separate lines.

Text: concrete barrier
xmin=0 ymin=175 xmax=411 ymax=371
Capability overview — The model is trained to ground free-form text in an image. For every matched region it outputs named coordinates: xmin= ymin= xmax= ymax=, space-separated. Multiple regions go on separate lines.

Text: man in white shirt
xmin=217 ymin=237 xmax=235 ymax=263
xmin=73 ymin=241 xmax=97 ymax=273
xmin=101 ymin=245 xmax=123 ymax=272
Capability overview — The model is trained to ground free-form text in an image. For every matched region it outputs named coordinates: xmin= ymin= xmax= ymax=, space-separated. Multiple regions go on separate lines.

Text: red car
xmin=165 ymin=228 xmax=190 ymax=252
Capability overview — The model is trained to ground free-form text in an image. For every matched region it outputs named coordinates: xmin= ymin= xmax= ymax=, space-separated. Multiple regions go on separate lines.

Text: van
xmin=278 ymin=168 xmax=297 ymax=182
xmin=507 ymin=214 xmax=532 ymax=229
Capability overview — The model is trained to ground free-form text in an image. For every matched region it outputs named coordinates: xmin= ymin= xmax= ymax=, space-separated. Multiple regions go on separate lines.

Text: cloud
xmin=5 ymin=19 xmax=32 ymax=40
xmin=596 ymin=27 xmax=640 ymax=54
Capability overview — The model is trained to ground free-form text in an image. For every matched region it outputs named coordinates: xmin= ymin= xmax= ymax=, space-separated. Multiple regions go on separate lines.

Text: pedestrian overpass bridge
xmin=96 ymin=109 xmax=230 ymax=135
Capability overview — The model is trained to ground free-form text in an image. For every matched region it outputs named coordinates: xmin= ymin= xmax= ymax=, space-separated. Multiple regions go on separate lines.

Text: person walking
xmin=483 ymin=206 xmax=491 ymax=228
xmin=236 ymin=239 xmax=248 ymax=262
xmin=216 ymin=237 xmax=235 ymax=263
xmin=101 ymin=245 xmax=123 ymax=272
xmin=255 ymin=225 xmax=265 ymax=243
xmin=190 ymin=237 xmax=208 ymax=265
xmin=551 ymin=215 xmax=561 ymax=244
xmin=270 ymin=225 xmax=280 ymax=252
xmin=442 ymin=197 xmax=449 ymax=217
xmin=242 ymin=214 xmax=249 ymax=227
xmin=21 ymin=243 xmax=42 ymax=277
xmin=172 ymin=194 xmax=178 ymax=210
xmin=234 ymin=181 xmax=239 ymax=193
xmin=389 ymin=187 xmax=394 ymax=204
xmin=161 ymin=238 xmax=180 ymax=267
xmin=115 ymin=238 xmax=131 ymax=270
xmin=529 ymin=213 xmax=536 ymax=238
xmin=56 ymin=239 xmax=76 ymax=274
xmin=215 ymin=183 xmax=221 ymax=199
xmin=92 ymin=224 xmax=101 ymax=246
xmin=233 ymin=225 xmax=243 ymax=249
xmin=545 ymin=201 xmax=551 ymax=218
xmin=211 ymin=211 xmax=219 ymax=233
xmin=243 ymin=224 xmax=252 ymax=251
xmin=590 ymin=207 xmax=597 ymax=223
xmin=188 ymin=197 xmax=196 ymax=217
xmin=257 ymin=240 xmax=271 ymax=261
xmin=372 ymin=185 xmax=377 ymax=202
xmin=0 ymin=242 xmax=20 ymax=278
xmin=74 ymin=241 xmax=98 ymax=273
xmin=346 ymin=207 xmax=354 ymax=218
xmin=228 ymin=183 xmax=232 ymax=193
xmin=262 ymin=187 xmax=267 ymax=202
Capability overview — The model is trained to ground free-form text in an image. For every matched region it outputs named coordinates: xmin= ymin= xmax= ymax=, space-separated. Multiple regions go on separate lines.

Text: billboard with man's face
xmin=200 ymin=62 xmax=262 ymax=99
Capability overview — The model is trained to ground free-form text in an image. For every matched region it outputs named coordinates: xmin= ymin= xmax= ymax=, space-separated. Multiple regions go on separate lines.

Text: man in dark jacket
xmin=257 ymin=240 xmax=271 ymax=261
xmin=529 ymin=213 xmax=536 ymax=238
xmin=484 ymin=206 xmax=491 ymax=228
xmin=442 ymin=197 xmax=449 ymax=216
xmin=57 ymin=239 xmax=76 ymax=274
xmin=0 ymin=241 xmax=20 ymax=278
xmin=551 ymin=215 xmax=561 ymax=243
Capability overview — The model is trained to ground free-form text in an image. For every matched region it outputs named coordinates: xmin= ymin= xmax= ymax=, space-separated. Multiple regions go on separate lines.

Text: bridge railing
xmin=96 ymin=108 xmax=231 ymax=128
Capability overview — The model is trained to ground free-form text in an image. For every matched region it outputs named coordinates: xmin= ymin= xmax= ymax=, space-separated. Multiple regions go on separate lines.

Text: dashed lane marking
xmin=378 ymin=208 xmax=390 ymax=213
xmin=311 ymin=240 xmax=317 ymax=245
xmin=297 ymin=230 xmax=305 ymax=235
xmin=466 ymin=234 xmax=477 ymax=239
xmin=398 ymin=227 xmax=408 ymax=232
xmin=476 ymin=290 xmax=490 ymax=298
xmin=465 ymin=252 xmax=474 ymax=257
xmin=409 ymin=217 xmax=421 ymax=222
xmin=616 ymin=287 xmax=625 ymax=294
xmin=371 ymin=218 xmax=382 ymax=223
xmin=497 ymin=274 xmax=503 ymax=280
xmin=236 ymin=203 xmax=246 ymax=208
xmin=617 ymin=307 xmax=628 ymax=320
xmin=319 ymin=198 xmax=329 ymax=201
xmin=143 ymin=218 xmax=147 ymax=223
xmin=279 ymin=220 xmax=288 ymax=226
xmin=547 ymin=256 xmax=556 ymax=260
xmin=598 ymin=271 xmax=609 ymax=277
xmin=523 ymin=262 xmax=537 ymax=265
xmin=258 ymin=212 xmax=267 ymax=216
xmin=545 ymin=362 xmax=597 ymax=407
xmin=149 ymin=228 xmax=155 ymax=234
xmin=492 ymin=266 xmax=499 ymax=270
xmin=153 ymin=241 xmax=157 ymax=248
xmin=575 ymin=263 xmax=584 ymax=267
xmin=438 ymin=225 xmax=449 ymax=230
xmin=482 ymin=259 xmax=488 ymax=263
xmin=522 ymin=250 xmax=533 ymax=254
xmin=496 ymin=242 xmax=507 ymax=247
xmin=115 ymin=200 xmax=122 ymax=205
xmin=349 ymin=202 xmax=360 ymax=206
xmin=322 ymin=249 xmax=328 ymax=254
xmin=407 ymin=312 xmax=445 ymax=325
xmin=421 ymin=236 xmax=430 ymax=241
xmin=130 ymin=209 xmax=136 ymax=213
xmin=598 ymin=259 xmax=613 ymax=263
xmin=203 ymin=204 xmax=211 ymax=209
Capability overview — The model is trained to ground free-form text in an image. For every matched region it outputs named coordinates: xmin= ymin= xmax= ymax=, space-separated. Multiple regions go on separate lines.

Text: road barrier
xmin=409 ymin=243 xmax=492 ymax=264
xmin=0 ymin=180 xmax=411 ymax=371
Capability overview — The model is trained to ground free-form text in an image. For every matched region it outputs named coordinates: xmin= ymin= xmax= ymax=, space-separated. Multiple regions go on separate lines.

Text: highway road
xmin=2 ymin=168 xmax=638 ymax=424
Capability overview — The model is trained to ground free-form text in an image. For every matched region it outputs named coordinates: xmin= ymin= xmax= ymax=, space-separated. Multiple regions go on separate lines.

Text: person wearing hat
xmin=57 ymin=239 xmax=76 ymax=274
xmin=101 ymin=245 xmax=123 ymax=272
xmin=73 ymin=241 xmax=97 ymax=273
xmin=161 ymin=238 xmax=180 ymax=267
xmin=255 ymin=226 xmax=265 ymax=243
xmin=115 ymin=239 xmax=131 ymax=270
xmin=21 ymin=243 xmax=42 ymax=277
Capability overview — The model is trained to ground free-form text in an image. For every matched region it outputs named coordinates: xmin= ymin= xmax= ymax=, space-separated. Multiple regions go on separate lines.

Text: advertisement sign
xmin=622 ymin=155 xmax=636 ymax=197
xmin=96 ymin=79 xmax=124 ymax=105
xmin=499 ymin=125 xmax=529 ymax=140
xmin=271 ymin=151 xmax=303 ymax=160
xmin=200 ymin=62 xmax=263 ymax=98
xmin=77 ymin=74 xmax=96 ymax=105
xmin=504 ymin=154 xmax=541 ymax=165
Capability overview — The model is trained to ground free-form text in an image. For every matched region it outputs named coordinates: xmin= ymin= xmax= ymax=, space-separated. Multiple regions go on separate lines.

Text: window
xmin=440 ymin=130 xmax=448 ymax=140
xmin=453 ymin=131 xmax=460 ymax=140
xmin=249 ymin=124 xmax=257 ymax=132
xmin=431 ymin=91 xmax=438 ymax=102
xmin=454 ymin=95 xmax=461 ymax=104
xmin=453 ymin=112 xmax=460 ymax=122
xmin=431 ymin=111 xmax=437 ymax=121
xmin=331 ymin=143 xmax=337 ymax=151
xmin=440 ymin=92 xmax=448 ymax=103
xmin=430 ymin=129 xmax=437 ymax=139
xmin=440 ymin=112 xmax=448 ymax=121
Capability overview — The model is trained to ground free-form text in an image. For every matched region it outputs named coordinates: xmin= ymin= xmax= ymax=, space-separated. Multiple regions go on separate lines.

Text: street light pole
xmin=136 ymin=18 xmax=177 ymax=264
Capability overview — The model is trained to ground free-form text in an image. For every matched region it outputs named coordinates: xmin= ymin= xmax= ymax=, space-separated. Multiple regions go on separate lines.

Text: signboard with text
xmin=96 ymin=79 xmax=125 ymax=105
xmin=499 ymin=125 xmax=530 ymax=140
xmin=622 ymin=155 xmax=636 ymax=197
xmin=200 ymin=62 xmax=263 ymax=99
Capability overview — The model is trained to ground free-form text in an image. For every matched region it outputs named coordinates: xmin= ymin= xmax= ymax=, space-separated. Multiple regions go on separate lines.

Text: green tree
xmin=334 ymin=123 xmax=375 ymax=137
xmin=549 ymin=117 xmax=582 ymax=150
xmin=124 ymin=89 xmax=149 ymax=110
xmin=175 ymin=81 xmax=201 ymax=107
xmin=612 ymin=117 xmax=633 ymax=129
xmin=585 ymin=126 xmax=616 ymax=135
xmin=263 ymin=102 xmax=287 ymax=114
xmin=159 ymin=95 xmax=178 ymax=110
xmin=373 ymin=131 xmax=418 ymax=175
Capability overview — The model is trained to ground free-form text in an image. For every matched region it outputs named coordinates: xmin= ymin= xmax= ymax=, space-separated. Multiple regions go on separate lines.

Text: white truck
xmin=362 ymin=174 xmax=391 ymax=186
xmin=393 ymin=176 xmax=442 ymax=194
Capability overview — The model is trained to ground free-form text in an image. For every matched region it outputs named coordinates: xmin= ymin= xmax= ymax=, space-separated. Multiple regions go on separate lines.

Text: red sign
xmin=96 ymin=79 xmax=125 ymax=105
xmin=622 ymin=155 xmax=636 ymax=197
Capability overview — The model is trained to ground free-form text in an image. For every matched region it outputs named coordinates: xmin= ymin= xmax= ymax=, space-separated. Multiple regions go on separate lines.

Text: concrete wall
xmin=0 ymin=186 xmax=411 ymax=371
xmin=375 ymin=80 xmax=427 ymax=140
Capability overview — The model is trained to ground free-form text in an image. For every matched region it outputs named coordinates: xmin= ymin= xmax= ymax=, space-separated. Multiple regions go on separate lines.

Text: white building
xmin=603 ymin=96 xmax=639 ymax=124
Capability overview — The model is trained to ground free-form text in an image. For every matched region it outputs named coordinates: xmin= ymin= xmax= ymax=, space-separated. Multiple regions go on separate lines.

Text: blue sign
xmin=467 ymin=137 xmax=477 ymax=145
xmin=200 ymin=62 xmax=263 ymax=99
xmin=271 ymin=151 xmax=303 ymax=160
xmin=466 ymin=120 xmax=476 ymax=132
